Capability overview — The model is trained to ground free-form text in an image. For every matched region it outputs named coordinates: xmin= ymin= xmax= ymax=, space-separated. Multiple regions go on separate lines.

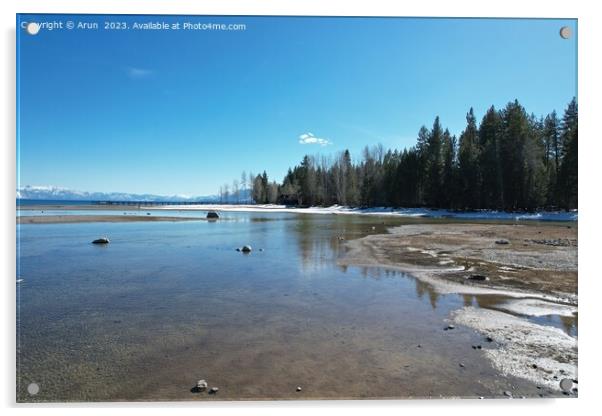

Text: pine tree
xmin=558 ymin=98 xmax=578 ymax=209
xmin=424 ymin=117 xmax=443 ymax=207
xmin=458 ymin=108 xmax=480 ymax=209
xmin=478 ymin=106 xmax=503 ymax=208
xmin=441 ymin=129 xmax=457 ymax=208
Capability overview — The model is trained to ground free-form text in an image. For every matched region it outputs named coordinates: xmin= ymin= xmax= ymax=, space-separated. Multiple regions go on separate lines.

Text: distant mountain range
xmin=16 ymin=185 xmax=252 ymax=203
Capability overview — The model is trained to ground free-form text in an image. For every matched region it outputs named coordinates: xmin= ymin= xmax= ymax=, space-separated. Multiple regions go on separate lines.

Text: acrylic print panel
xmin=16 ymin=14 xmax=577 ymax=402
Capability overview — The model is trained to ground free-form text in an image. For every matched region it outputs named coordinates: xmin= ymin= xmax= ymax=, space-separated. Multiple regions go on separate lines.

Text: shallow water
xmin=16 ymin=212 xmax=574 ymax=401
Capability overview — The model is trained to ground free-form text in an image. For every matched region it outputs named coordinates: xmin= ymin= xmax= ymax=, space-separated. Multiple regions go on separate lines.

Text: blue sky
xmin=17 ymin=15 xmax=577 ymax=196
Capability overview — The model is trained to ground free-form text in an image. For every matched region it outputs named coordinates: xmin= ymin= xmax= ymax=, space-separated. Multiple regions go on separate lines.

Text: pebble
xmin=485 ymin=336 xmax=494 ymax=343
xmin=296 ymin=386 xmax=302 ymax=392
xmin=209 ymin=387 xmax=219 ymax=394
xmin=503 ymin=390 xmax=513 ymax=398
xmin=459 ymin=363 xmax=465 ymax=368
xmin=444 ymin=325 xmax=455 ymax=331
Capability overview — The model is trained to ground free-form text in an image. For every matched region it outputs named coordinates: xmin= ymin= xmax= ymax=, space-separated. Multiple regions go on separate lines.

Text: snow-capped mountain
xmin=16 ymin=185 xmax=212 ymax=202
xmin=16 ymin=185 xmax=253 ymax=203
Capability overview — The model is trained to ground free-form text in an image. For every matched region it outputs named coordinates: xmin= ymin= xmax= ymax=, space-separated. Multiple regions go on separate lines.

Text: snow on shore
xmin=148 ymin=204 xmax=577 ymax=222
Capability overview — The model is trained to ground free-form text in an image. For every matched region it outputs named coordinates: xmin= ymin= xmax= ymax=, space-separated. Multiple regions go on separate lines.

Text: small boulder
xmin=92 ymin=238 xmax=110 ymax=244
xmin=196 ymin=379 xmax=208 ymax=392
xmin=468 ymin=274 xmax=488 ymax=281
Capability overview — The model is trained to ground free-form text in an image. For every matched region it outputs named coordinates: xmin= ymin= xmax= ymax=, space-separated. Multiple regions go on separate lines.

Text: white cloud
xmin=126 ymin=67 xmax=154 ymax=78
xmin=298 ymin=132 xmax=331 ymax=146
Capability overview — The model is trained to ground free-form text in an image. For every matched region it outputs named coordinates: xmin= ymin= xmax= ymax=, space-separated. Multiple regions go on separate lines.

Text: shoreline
xmin=338 ymin=222 xmax=578 ymax=392
xmin=17 ymin=203 xmax=578 ymax=222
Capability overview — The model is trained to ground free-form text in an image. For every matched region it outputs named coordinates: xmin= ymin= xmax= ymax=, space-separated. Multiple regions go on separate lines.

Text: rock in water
xmin=560 ymin=378 xmax=573 ymax=392
xmin=241 ymin=245 xmax=252 ymax=253
xmin=196 ymin=379 xmax=208 ymax=392
xmin=206 ymin=211 xmax=219 ymax=219
xmin=92 ymin=238 xmax=110 ymax=244
xmin=468 ymin=274 xmax=488 ymax=281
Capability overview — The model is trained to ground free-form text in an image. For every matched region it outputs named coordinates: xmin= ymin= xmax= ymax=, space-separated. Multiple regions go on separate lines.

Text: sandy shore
xmin=339 ymin=222 xmax=578 ymax=393
xmin=17 ymin=215 xmax=203 ymax=224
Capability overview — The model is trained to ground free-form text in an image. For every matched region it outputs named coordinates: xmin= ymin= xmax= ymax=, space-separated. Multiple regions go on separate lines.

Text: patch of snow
xmin=149 ymin=204 xmax=577 ymax=222
xmin=452 ymin=306 xmax=577 ymax=391
xmin=496 ymin=298 xmax=577 ymax=317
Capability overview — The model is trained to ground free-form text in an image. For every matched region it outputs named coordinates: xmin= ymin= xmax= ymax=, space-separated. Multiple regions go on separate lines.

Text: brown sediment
xmin=17 ymin=215 xmax=203 ymax=224
xmin=339 ymin=222 xmax=577 ymax=301
xmin=339 ymin=222 xmax=578 ymax=392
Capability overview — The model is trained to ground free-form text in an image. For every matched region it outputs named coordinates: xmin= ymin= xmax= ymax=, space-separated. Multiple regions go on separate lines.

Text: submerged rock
xmin=92 ymin=237 xmax=110 ymax=244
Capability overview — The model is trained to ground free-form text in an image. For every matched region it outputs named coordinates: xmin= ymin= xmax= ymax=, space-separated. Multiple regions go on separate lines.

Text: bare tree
xmin=241 ymin=171 xmax=247 ymax=200
xmin=233 ymin=179 xmax=240 ymax=204
xmin=267 ymin=182 xmax=279 ymax=204
xmin=223 ymin=184 xmax=230 ymax=204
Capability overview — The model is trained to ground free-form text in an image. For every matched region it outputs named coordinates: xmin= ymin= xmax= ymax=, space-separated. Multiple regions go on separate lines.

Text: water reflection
xmin=288 ymin=213 xmax=577 ymax=334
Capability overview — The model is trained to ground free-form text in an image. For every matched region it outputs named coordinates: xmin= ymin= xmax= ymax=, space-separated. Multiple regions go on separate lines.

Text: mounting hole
xmin=559 ymin=26 xmax=571 ymax=39
xmin=26 ymin=22 xmax=41 ymax=35
xmin=27 ymin=382 xmax=40 ymax=395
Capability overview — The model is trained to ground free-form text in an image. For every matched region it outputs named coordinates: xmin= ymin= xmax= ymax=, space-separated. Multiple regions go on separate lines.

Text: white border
xmin=2 ymin=1 xmax=600 ymax=415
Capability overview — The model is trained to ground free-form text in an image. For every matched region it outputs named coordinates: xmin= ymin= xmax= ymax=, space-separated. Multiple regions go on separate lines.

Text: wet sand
xmin=17 ymin=215 xmax=203 ymax=224
xmin=339 ymin=222 xmax=578 ymax=393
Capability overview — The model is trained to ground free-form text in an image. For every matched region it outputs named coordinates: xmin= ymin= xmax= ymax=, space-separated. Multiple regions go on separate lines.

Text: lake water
xmin=16 ymin=212 xmax=574 ymax=401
